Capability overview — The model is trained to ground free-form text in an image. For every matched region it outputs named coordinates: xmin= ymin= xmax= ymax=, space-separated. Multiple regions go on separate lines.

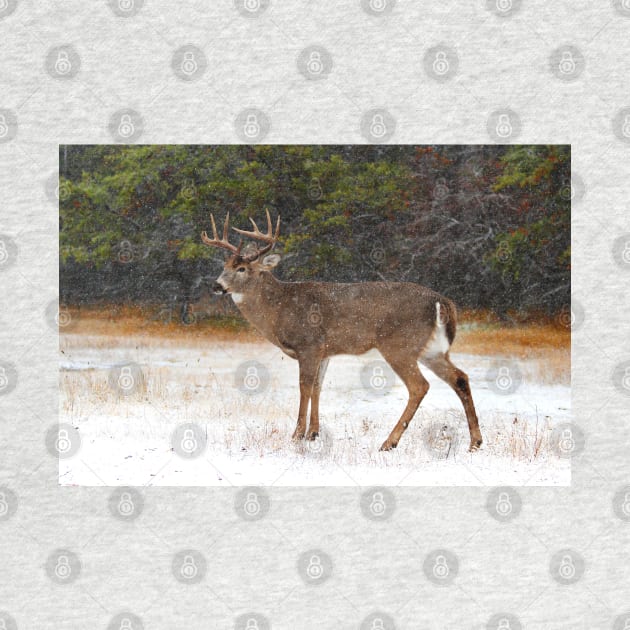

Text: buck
xmin=202 ymin=210 xmax=482 ymax=452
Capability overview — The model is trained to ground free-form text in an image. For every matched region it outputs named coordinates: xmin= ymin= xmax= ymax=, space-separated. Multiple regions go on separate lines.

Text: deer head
xmin=201 ymin=209 xmax=281 ymax=296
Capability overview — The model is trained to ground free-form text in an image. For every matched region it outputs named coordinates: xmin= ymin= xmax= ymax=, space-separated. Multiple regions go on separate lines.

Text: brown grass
xmin=62 ymin=305 xmax=570 ymax=384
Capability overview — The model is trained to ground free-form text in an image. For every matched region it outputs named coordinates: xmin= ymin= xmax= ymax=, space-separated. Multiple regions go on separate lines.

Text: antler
xmin=232 ymin=208 xmax=281 ymax=261
xmin=201 ymin=212 xmax=242 ymax=256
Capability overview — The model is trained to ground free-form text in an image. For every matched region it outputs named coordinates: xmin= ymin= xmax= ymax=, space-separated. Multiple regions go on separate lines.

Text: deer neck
xmin=232 ymin=273 xmax=284 ymax=336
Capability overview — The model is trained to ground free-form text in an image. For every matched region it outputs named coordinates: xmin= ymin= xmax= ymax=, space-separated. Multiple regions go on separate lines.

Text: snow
xmin=60 ymin=335 xmax=571 ymax=486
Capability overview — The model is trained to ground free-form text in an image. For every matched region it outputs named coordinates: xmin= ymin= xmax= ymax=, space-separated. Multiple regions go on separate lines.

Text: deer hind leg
xmin=292 ymin=356 xmax=319 ymax=441
xmin=421 ymin=354 xmax=482 ymax=451
xmin=379 ymin=352 xmax=430 ymax=451
xmin=306 ymin=358 xmax=329 ymax=440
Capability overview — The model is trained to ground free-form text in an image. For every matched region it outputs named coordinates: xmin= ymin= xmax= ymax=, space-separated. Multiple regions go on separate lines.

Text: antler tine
xmin=232 ymin=208 xmax=281 ymax=261
xmin=200 ymin=212 xmax=241 ymax=254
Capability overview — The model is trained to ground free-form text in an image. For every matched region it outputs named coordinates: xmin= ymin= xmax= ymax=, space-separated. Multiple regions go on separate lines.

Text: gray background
xmin=1 ymin=0 xmax=629 ymax=628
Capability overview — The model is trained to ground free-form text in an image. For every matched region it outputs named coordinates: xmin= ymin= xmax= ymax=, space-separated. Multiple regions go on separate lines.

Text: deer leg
xmin=306 ymin=358 xmax=329 ymax=440
xmin=421 ymin=354 xmax=482 ymax=451
xmin=292 ymin=357 xmax=319 ymax=441
xmin=379 ymin=353 xmax=430 ymax=451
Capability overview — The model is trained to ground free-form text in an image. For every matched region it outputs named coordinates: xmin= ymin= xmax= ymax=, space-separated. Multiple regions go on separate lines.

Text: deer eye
xmin=237 ymin=267 xmax=246 ymax=273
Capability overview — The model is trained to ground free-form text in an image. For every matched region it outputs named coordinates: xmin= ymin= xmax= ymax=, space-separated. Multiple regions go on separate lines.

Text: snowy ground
xmin=59 ymin=333 xmax=571 ymax=486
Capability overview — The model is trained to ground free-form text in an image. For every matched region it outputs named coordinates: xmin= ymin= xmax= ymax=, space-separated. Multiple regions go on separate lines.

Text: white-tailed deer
xmin=202 ymin=210 xmax=482 ymax=452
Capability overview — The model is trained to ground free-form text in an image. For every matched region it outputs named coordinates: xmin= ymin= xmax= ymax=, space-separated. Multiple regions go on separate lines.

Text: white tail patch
xmin=231 ymin=293 xmax=244 ymax=304
xmin=421 ymin=302 xmax=450 ymax=357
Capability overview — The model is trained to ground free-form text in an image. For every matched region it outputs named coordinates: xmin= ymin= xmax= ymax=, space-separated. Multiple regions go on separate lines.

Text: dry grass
xmin=61 ymin=305 xmax=570 ymax=384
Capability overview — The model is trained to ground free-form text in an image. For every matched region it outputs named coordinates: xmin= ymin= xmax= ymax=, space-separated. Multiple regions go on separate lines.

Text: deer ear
xmin=261 ymin=253 xmax=281 ymax=269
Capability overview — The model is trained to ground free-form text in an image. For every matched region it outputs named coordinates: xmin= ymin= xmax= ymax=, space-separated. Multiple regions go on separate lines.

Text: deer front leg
xmin=292 ymin=357 xmax=319 ymax=441
xmin=306 ymin=358 xmax=329 ymax=440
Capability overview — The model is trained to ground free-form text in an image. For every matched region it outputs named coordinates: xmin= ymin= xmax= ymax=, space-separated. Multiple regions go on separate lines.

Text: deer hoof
xmin=468 ymin=438 xmax=483 ymax=452
xmin=305 ymin=431 xmax=319 ymax=441
xmin=292 ymin=430 xmax=305 ymax=441
xmin=379 ymin=440 xmax=397 ymax=452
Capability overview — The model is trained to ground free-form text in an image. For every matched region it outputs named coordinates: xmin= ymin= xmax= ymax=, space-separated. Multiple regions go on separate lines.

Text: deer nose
xmin=212 ymin=282 xmax=227 ymax=295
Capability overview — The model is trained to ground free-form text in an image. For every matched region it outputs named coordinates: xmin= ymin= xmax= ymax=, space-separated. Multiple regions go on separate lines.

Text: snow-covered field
xmin=60 ymin=333 xmax=571 ymax=486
